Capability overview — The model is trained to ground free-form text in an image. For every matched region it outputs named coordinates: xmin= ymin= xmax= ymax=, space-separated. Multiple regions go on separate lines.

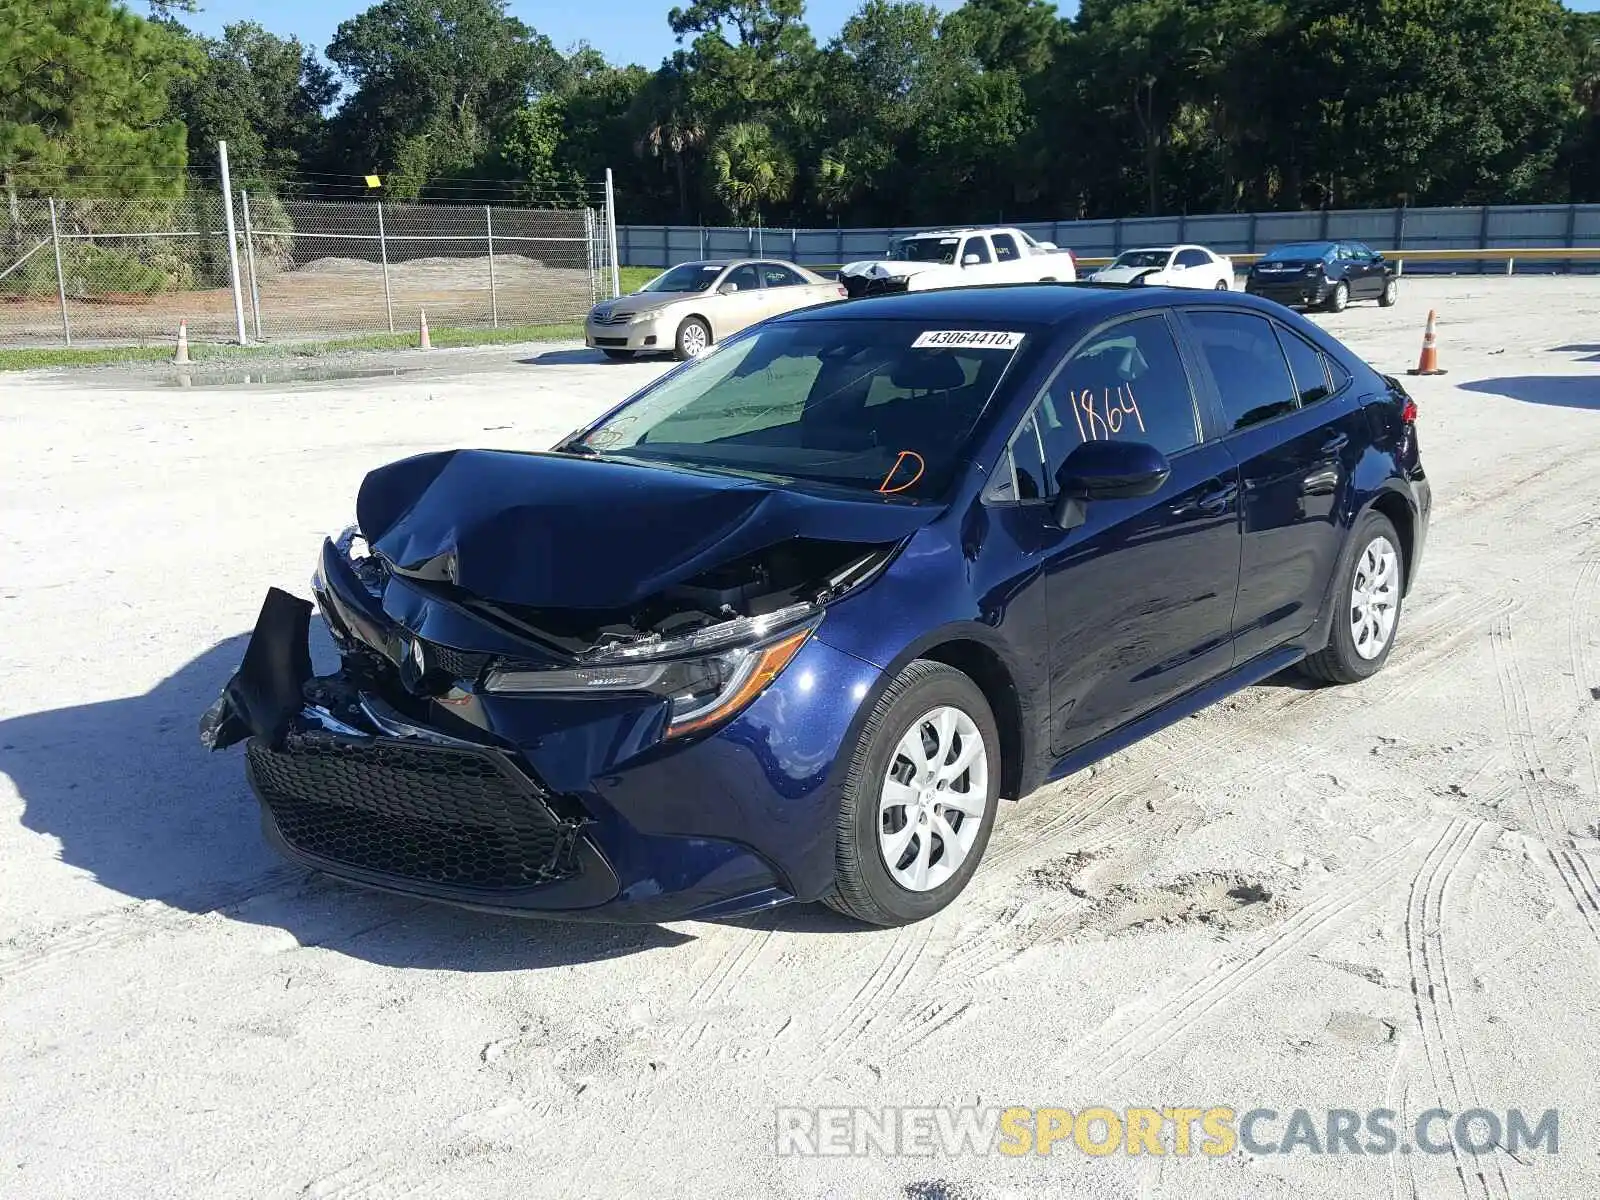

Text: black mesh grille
xmin=247 ymin=731 xmax=576 ymax=891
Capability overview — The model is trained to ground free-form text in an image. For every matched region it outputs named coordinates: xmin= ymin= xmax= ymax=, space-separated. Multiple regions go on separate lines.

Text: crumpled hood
xmin=1092 ymin=266 xmax=1161 ymax=284
xmin=838 ymin=259 xmax=947 ymax=281
xmin=356 ymin=449 xmax=942 ymax=610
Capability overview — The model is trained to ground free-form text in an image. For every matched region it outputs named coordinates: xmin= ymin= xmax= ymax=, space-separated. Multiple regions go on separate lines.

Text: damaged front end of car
xmin=201 ymin=448 xmax=922 ymax=920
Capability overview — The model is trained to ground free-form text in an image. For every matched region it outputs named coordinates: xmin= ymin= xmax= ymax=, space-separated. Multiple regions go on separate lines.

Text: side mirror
xmin=718 ymin=281 xmax=738 ymax=294
xmin=1052 ymin=440 xmax=1170 ymax=528
xmin=1170 ymin=261 xmax=1187 ymax=271
xmin=962 ymin=254 xmax=981 ymax=267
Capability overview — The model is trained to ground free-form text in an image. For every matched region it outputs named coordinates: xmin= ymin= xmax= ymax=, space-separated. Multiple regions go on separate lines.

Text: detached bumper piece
xmin=247 ymin=731 xmax=581 ymax=892
xmin=205 ymin=587 xmax=621 ymax=913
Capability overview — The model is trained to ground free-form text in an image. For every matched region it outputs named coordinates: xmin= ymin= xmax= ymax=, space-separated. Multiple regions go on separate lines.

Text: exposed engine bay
xmin=408 ymin=536 xmax=894 ymax=662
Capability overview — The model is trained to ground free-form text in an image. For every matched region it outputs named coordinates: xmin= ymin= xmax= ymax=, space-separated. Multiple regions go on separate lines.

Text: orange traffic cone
xmin=173 ymin=319 xmax=189 ymax=365
xmin=1407 ymin=309 xmax=1447 ymax=376
xmin=419 ymin=308 xmax=432 ymax=351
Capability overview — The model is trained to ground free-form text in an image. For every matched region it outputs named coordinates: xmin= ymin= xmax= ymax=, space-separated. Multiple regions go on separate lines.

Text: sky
xmin=185 ymin=0 xmax=1600 ymax=77
xmin=183 ymin=0 xmax=956 ymax=71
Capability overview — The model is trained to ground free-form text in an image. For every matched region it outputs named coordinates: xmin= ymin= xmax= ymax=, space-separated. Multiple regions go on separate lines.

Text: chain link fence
xmin=0 ymin=188 xmax=618 ymax=348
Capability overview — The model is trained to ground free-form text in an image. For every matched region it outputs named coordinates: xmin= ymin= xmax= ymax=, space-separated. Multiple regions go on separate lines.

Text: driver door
xmin=710 ymin=263 xmax=769 ymax=339
xmin=999 ymin=312 xmax=1244 ymax=755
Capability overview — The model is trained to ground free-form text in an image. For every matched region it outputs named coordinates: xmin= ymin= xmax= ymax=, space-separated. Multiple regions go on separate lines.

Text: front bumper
xmin=583 ymin=313 xmax=671 ymax=351
xmin=201 ymin=545 xmax=884 ymax=922
xmin=840 ymin=274 xmax=912 ymax=299
xmin=1245 ymin=276 xmax=1330 ymax=306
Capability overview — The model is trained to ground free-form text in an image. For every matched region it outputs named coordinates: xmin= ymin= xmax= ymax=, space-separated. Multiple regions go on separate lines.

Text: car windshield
xmin=566 ymin=320 xmax=1029 ymax=498
xmin=1263 ymin=242 xmax=1334 ymax=262
xmin=890 ymin=237 xmax=960 ymax=264
xmin=1113 ymin=250 xmax=1172 ymax=268
xmin=640 ymin=263 xmax=725 ymax=293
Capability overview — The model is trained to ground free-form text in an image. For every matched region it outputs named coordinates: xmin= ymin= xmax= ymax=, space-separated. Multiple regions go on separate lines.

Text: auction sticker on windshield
xmin=912 ymin=330 xmax=1025 ymax=350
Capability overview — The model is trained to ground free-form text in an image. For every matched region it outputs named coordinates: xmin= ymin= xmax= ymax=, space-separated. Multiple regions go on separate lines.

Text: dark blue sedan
xmin=201 ymin=283 xmax=1430 ymax=926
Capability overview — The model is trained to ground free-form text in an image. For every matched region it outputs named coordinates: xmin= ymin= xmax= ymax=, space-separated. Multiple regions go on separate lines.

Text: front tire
xmin=674 ymin=316 xmax=711 ymax=361
xmin=1326 ymin=281 xmax=1350 ymax=313
xmin=1302 ymin=511 xmax=1405 ymax=684
xmin=1214 ymin=280 xmax=1230 ymax=291
xmin=1379 ymin=277 xmax=1398 ymax=307
xmin=823 ymin=661 xmax=1001 ymax=926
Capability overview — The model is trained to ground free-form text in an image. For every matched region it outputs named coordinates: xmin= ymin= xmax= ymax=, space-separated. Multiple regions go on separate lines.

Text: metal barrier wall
xmin=615 ymin=204 xmax=1600 ymax=271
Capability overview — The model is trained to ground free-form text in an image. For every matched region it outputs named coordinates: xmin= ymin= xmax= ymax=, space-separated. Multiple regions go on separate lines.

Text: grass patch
xmin=617 ymin=265 xmax=659 ymax=294
xmin=0 ymin=322 xmax=583 ymax=372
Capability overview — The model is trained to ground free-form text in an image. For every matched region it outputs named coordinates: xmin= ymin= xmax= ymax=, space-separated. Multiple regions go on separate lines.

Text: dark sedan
xmin=1246 ymin=240 xmax=1399 ymax=312
xmin=201 ymin=283 xmax=1430 ymax=926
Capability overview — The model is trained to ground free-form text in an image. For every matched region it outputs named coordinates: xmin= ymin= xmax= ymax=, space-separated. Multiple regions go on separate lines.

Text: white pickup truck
xmin=839 ymin=227 xmax=1078 ymax=297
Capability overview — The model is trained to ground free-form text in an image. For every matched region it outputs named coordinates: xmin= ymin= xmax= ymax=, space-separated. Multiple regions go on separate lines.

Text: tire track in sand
xmin=1051 ymin=818 xmax=1461 ymax=1093
xmin=1397 ymin=818 xmax=1511 ymax=1200
xmin=0 ymin=865 xmax=308 ymax=987
xmin=1489 ymin=613 xmax=1600 ymax=953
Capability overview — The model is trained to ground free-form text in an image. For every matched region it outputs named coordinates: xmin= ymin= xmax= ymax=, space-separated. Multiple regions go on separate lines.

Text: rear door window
xmin=1176 ymin=248 xmax=1210 ymax=268
xmin=1186 ymin=310 xmax=1299 ymax=432
xmin=1274 ymin=323 xmax=1332 ymax=406
xmin=991 ymin=234 xmax=1021 ymax=262
xmin=759 ymin=263 xmax=806 ymax=287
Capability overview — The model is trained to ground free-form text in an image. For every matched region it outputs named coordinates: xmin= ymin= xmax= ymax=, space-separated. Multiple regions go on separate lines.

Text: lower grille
xmin=247 ymin=730 xmax=579 ymax=891
xmin=593 ymin=336 xmax=627 ymax=347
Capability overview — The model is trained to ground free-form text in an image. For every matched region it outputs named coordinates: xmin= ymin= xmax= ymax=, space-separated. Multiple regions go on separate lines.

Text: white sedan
xmin=1091 ymin=244 xmax=1235 ymax=290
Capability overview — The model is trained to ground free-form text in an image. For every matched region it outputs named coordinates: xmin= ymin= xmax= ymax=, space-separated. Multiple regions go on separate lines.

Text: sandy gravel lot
xmin=2 ymin=279 xmax=1599 ymax=1199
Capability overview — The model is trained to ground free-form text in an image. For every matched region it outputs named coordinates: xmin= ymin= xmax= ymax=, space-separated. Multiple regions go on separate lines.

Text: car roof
xmin=783 ymin=281 xmax=1285 ymax=329
xmin=665 ymin=257 xmax=812 ymax=270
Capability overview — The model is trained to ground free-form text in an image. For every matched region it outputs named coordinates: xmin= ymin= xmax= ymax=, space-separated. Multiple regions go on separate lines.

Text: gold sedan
xmin=585 ymin=259 xmax=846 ymax=361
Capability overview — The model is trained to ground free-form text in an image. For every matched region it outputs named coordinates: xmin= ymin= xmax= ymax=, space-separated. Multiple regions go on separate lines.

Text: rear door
xmin=990 ymin=232 xmax=1029 ymax=282
xmin=997 ymin=311 xmax=1243 ymax=754
xmin=1179 ymin=307 xmax=1365 ymax=663
xmin=755 ymin=261 xmax=823 ymax=318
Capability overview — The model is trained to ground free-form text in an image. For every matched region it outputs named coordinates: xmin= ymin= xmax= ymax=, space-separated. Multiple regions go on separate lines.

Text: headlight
xmin=482 ymin=616 xmax=817 ymax=738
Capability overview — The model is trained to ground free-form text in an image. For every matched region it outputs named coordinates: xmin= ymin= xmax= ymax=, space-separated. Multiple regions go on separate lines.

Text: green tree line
xmin=3 ymin=0 xmax=1599 ymax=224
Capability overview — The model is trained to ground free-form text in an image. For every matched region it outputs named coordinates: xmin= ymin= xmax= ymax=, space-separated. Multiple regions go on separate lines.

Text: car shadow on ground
xmin=0 ymin=635 xmax=694 ymax=971
xmin=518 ymin=348 xmax=637 ymax=366
xmin=1459 ymin=375 xmax=1600 ymax=411
xmin=1549 ymin=344 xmax=1600 ymax=362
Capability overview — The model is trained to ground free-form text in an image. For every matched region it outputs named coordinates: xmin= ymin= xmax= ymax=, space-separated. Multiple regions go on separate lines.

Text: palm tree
xmin=707 ymin=121 xmax=795 ymax=224
xmin=633 ymin=69 xmax=705 ymax=221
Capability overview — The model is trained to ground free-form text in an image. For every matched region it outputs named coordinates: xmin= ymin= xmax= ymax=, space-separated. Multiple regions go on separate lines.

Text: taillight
xmin=1401 ymin=398 xmax=1417 ymax=424
xmin=836 ymin=285 xmax=848 ymax=298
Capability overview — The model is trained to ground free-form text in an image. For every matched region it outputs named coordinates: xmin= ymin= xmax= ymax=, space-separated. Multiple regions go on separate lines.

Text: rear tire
xmin=674 ymin=317 xmax=711 ymax=361
xmin=1302 ymin=511 xmax=1405 ymax=685
xmin=822 ymin=661 xmax=1001 ymax=926
xmin=600 ymin=348 xmax=634 ymax=361
xmin=1326 ymin=281 xmax=1350 ymax=313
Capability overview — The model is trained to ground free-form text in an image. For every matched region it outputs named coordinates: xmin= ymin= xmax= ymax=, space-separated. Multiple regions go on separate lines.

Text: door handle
xmin=1320 ymin=433 xmax=1350 ymax=455
xmin=1196 ymin=482 xmax=1239 ymax=514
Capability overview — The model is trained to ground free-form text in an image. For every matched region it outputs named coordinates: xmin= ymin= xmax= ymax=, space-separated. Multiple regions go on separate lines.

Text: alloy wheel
xmin=877 ymin=706 xmax=989 ymax=892
xmin=1350 ymin=535 xmax=1400 ymax=660
xmin=679 ymin=321 xmax=708 ymax=357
